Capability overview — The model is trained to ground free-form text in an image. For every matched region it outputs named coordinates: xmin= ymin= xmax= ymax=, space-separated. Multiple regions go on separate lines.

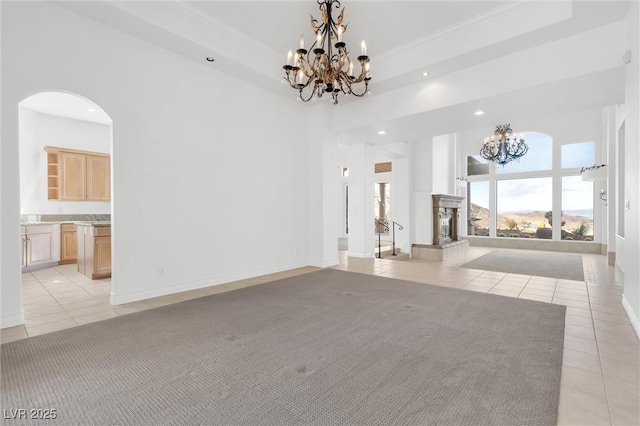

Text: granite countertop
xmin=21 ymin=221 xmax=111 ymax=226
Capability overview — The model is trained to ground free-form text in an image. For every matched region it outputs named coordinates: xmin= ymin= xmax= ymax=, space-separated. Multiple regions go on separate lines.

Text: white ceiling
xmin=183 ymin=1 xmax=508 ymax=58
xmin=54 ymin=0 xmax=630 ymax=142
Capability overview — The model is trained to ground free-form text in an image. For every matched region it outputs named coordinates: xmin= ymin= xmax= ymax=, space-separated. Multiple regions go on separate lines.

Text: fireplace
xmin=432 ymin=194 xmax=465 ymax=246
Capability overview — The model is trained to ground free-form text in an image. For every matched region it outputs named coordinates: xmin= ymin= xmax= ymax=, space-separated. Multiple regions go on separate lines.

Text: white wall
xmin=1 ymin=1 xmax=310 ymax=325
xmin=346 ymin=143 xmax=375 ymax=258
xmin=622 ymin=1 xmax=640 ymax=336
xmin=432 ymin=133 xmax=455 ymax=195
xmin=19 ymin=108 xmax=111 ymax=215
xmin=391 ymin=157 xmax=411 ymax=255
xmin=412 ymin=139 xmax=434 ymax=245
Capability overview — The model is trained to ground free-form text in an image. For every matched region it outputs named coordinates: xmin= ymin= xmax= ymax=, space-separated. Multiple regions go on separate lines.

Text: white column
xmin=412 ymin=139 xmax=433 ymax=245
xmin=347 ymin=143 xmax=375 ymax=258
xmin=1 ymin=100 xmax=25 ymax=328
xmin=392 ymin=157 xmax=411 ymax=254
xmin=307 ymin=121 xmax=340 ymax=268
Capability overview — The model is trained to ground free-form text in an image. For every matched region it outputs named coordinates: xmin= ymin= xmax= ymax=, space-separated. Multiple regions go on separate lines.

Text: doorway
xmin=18 ymin=91 xmax=114 ymax=336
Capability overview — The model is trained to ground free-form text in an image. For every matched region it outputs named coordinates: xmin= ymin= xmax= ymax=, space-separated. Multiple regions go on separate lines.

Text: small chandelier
xmin=282 ymin=0 xmax=371 ymax=104
xmin=480 ymin=124 xmax=528 ymax=166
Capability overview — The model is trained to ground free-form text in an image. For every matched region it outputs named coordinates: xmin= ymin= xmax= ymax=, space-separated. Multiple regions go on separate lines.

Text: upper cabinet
xmin=86 ymin=154 xmax=111 ymax=202
xmin=45 ymin=146 xmax=110 ymax=202
xmin=60 ymin=151 xmax=87 ymax=201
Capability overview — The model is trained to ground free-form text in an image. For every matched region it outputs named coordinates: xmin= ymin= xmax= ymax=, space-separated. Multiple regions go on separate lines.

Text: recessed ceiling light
xmin=87 ymin=108 xmax=96 ymax=113
xmin=422 ymin=72 xmax=430 ymax=77
xmin=474 ymin=110 xmax=485 ymax=116
xmin=205 ymin=57 xmax=215 ymax=62
xmin=378 ymin=130 xmax=386 ymax=135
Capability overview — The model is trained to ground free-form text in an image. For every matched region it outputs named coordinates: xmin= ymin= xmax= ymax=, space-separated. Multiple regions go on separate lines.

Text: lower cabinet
xmin=21 ymin=224 xmax=61 ymax=272
xmin=77 ymin=224 xmax=111 ymax=279
xmin=94 ymin=236 xmax=112 ymax=276
xmin=60 ymin=223 xmax=78 ymax=265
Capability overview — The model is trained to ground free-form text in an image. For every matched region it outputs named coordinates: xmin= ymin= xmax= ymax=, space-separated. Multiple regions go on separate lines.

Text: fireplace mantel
xmin=432 ymin=194 xmax=465 ymax=246
xmin=432 ymin=194 xmax=465 ymax=209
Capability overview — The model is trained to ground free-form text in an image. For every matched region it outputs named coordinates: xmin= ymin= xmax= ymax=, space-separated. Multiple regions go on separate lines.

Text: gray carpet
xmin=460 ymin=249 xmax=585 ymax=281
xmin=1 ymin=269 xmax=565 ymax=425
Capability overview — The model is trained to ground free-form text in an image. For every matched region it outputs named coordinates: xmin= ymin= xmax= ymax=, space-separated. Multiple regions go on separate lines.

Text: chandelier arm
xmin=298 ymin=86 xmax=315 ymax=102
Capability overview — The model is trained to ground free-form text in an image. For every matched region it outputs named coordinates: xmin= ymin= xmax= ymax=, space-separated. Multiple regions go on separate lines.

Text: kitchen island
xmin=77 ymin=222 xmax=111 ymax=279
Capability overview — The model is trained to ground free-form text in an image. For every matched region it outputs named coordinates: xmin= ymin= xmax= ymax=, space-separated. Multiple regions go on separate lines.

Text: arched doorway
xmin=18 ymin=91 xmax=114 ymax=336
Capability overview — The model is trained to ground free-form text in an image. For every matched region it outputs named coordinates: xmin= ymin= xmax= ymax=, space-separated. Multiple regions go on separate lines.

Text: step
xmin=376 ymin=248 xmax=410 ymax=261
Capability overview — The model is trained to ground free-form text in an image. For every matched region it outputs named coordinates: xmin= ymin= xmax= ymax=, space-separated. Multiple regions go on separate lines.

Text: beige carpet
xmin=460 ymin=249 xmax=585 ymax=281
xmin=1 ymin=269 xmax=565 ymax=425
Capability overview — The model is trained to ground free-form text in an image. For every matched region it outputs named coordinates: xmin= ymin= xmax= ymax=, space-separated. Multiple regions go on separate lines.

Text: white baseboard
xmin=310 ymin=258 xmax=338 ymax=268
xmin=347 ymin=252 xmax=374 ymax=258
xmin=1 ymin=310 xmax=25 ymax=329
xmin=110 ymin=261 xmax=311 ymax=305
xmin=622 ymin=295 xmax=640 ymax=340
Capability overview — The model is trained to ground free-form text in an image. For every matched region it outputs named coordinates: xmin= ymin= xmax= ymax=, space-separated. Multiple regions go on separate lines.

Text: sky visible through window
xmin=563 ymin=175 xmax=594 ymax=218
xmin=497 ymin=178 xmax=552 ymax=213
xmin=496 ymin=132 xmax=552 ymax=174
xmin=562 ymin=142 xmax=595 ymax=169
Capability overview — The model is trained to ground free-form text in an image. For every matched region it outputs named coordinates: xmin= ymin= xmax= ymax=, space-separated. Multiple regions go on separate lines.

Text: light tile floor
xmin=1 ymin=247 xmax=638 ymax=425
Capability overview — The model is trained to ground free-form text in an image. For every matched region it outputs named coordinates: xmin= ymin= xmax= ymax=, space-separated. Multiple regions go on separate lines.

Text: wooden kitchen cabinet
xmin=87 ymin=155 xmax=111 ymax=202
xmin=21 ymin=224 xmax=61 ymax=272
xmin=60 ymin=152 xmax=87 ymax=201
xmin=93 ymin=236 xmax=112 ymax=276
xmin=45 ymin=146 xmax=110 ymax=202
xmin=77 ymin=224 xmax=111 ymax=279
xmin=60 ymin=223 xmax=78 ymax=265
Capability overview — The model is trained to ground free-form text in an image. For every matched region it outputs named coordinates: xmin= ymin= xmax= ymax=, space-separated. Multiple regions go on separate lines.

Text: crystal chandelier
xmin=282 ymin=0 xmax=371 ymax=104
xmin=480 ymin=124 xmax=528 ymax=166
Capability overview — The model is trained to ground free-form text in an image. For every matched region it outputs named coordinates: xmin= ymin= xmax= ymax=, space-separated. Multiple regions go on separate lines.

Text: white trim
xmin=347 ymin=252 xmax=374 ymax=259
xmin=110 ymin=261 xmax=310 ymax=305
xmin=622 ymin=295 xmax=640 ymax=340
xmin=376 ymin=1 xmax=558 ymax=60
xmin=310 ymin=259 xmax=339 ymax=268
xmin=1 ymin=310 xmax=25 ymax=329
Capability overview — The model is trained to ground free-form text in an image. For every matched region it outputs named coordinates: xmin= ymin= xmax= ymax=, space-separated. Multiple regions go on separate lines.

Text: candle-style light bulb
xmin=300 ymin=35 xmax=304 ymax=49
xmin=361 ymin=40 xmax=367 ymax=55
xmin=338 ymin=26 xmax=343 ymax=42
xmin=348 ymin=62 xmax=353 ymax=76
xmin=287 ymin=49 xmax=292 ymax=65
xmin=316 ymin=31 xmax=322 ymax=46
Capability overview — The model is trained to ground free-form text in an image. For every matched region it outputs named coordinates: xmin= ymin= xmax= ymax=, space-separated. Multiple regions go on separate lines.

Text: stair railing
xmin=390 ymin=221 xmax=404 ymax=256
xmin=375 ymin=219 xmax=389 ymax=259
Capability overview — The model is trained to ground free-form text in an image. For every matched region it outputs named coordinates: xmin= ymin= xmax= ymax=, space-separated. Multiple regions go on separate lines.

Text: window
xmin=468 ymin=181 xmax=489 ymax=236
xmin=496 ymin=132 xmax=552 ymax=174
xmin=374 ymin=162 xmax=392 ymax=173
xmin=466 ymin=130 xmax=598 ymax=242
xmin=496 ymin=177 xmax=552 ymax=238
xmin=467 ymin=155 xmax=489 ymax=176
xmin=561 ymin=176 xmax=594 ymax=241
xmin=561 ymin=142 xmax=594 ymax=169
